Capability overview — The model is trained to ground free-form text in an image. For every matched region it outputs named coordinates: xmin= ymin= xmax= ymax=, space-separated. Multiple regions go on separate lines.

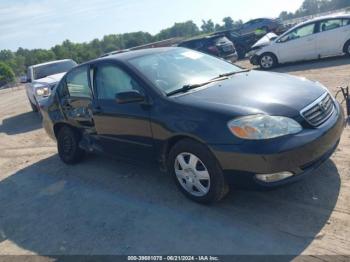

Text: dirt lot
xmin=0 ymin=56 xmax=349 ymax=258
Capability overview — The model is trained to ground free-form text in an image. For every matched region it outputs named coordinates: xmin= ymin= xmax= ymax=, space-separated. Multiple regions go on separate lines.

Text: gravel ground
xmin=0 ymin=56 xmax=349 ymax=259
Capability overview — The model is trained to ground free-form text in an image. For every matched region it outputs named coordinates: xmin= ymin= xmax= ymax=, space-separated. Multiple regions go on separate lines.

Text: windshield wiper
xmin=213 ymin=69 xmax=250 ymax=79
xmin=167 ymin=76 xmax=230 ymax=96
xmin=166 ymin=69 xmax=250 ymax=97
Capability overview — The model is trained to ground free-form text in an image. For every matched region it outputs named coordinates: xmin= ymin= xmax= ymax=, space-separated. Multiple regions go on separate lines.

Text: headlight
xmin=35 ymin=86 xmax=50 ymax=97
xmin=228 ymin=115 xmax=302 ymax=140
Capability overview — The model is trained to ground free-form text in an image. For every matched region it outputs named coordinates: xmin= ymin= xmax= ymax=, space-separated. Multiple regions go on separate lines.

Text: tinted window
xmin=95 ymin=65 xmax=142 ymax=100
xmin=65 ymin=66 xmax=91 ymax=98
xmin=33 ymin=60 xmax=77 ymax=80
xmin=128 ymin=48 xmax=241 ymax=94
xmin=343 ymin=19 xmax=350 ymax=26
xmin=280 ymin=23 xmax=315 ymax=42
xmin=320 ymin=19 xmax=342 ymax=32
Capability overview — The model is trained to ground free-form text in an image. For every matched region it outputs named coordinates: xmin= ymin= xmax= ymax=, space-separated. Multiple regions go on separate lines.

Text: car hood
xmin=174 ymin=70 xmax=326 ymax=117
xmin=33 ymin=72 xmax=66 ymax=86
xmin=251 ymin=33 xmax=278 ymax=48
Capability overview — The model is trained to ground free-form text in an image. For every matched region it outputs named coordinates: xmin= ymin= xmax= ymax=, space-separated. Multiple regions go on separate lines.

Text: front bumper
xmin=210 ymin=102 xmax=345 ymax=187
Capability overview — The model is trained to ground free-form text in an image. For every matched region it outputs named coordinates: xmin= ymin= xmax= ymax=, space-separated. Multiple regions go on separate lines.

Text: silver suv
xmin=24 ymin=59 xmax=77 ymax=112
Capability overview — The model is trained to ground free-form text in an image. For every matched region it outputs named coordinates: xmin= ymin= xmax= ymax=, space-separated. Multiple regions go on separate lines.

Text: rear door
xmin=276 ymin=22 xmax=318 ymax=63
xmin=59 ymin=65 xmax=94 ymax=129
xmin=91 ymin=62 xmax=154 ymax=162
xmin=317 ymin=18 xmax=346 ymax=56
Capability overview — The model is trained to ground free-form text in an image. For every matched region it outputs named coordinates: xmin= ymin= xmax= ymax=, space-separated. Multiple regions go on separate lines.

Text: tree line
xmin=0 ymin=0 xmax=349 ymax=86
xmin=279 ymin=0 xmax=350 ymax=20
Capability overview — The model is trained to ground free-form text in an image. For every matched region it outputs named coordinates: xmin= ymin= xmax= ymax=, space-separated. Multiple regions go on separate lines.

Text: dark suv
xmin=178 ymin=35 xmax=238 ymax=62
xmin=238 ymin=18 xmax=284 ymax=35
xmin=211 ymin=30 xmax=261 ymax=59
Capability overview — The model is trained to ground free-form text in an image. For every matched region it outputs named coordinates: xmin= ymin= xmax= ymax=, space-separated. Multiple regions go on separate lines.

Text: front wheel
xmin=57 ymin=126 xmax=85 ymax=165
xmin=167 ymin=139 xmax=229 ymax=204
xmin=29 ymin=99 xmax=38 ymax=112
xmin=259 ymin=53 xmax=277 ymax=70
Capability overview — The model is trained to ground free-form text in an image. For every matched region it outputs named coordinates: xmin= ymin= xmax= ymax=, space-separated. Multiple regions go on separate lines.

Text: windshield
xmin=128 ymin=48 xmax=241 ymax=94
xmin=33 ymin=60 xmax=77 ymax=80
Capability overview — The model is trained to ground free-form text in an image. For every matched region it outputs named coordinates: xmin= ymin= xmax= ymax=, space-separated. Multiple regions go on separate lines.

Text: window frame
xmin=343 ymin=18 xmax=350 ymax=27
xmin=58 ymin=65 xmax=93 ymax=100
xmin=319 ymin=18 xmax=343 ymax=32
xmin=92 ymin=61 xmax=145 ymax=101
xmin=277 ymin=22 xmax=317 ymax=43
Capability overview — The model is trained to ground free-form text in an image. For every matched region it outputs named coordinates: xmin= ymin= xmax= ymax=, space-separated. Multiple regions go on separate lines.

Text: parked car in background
xmin=178 ymin=35 xmax=238 ymax=62
xmin=237 ymin=18 xmax=284 ymax=35
xmin=41 ymin=47 xmax=344 ymax=203
xmin=24 ymin=59 xmax=77 ymax=112
xmin=249 ymin=14 xmax=350 ymax=69
xmin=211 ymin=30 xmax=261 ymax=59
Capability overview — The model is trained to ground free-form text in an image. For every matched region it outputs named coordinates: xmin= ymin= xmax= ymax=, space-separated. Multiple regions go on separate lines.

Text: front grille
xmin=301 ymin=93 xmax=335 ymax=127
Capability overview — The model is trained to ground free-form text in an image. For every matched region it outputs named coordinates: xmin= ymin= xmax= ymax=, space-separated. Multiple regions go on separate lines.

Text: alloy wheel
xmin=174 ymin=152 xmax=210 ymax=197
xmin=261 ymin=55 xmax=274 ymax=69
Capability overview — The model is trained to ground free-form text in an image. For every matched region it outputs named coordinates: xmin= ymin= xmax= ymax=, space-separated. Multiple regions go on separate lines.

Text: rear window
xmin=33 ymin=60 xmax=77 ymax=80
xmin=320 ymin=19 xmax=342 ymax=32
xmin=214 ymin=37 xmax=231 ymax=45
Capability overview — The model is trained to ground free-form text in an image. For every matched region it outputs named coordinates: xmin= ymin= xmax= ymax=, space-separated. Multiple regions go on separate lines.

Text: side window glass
xmin=343 ymin=19 xmax=350 ymax=26
xmin=95 ymin=65 xmax=142 ymax=100
xmin=280 ymin=23 xmax=315 ymax=42
xmin=66 ymin=66 xmax=91 ymax=98
xmin=320 ymin=19 xmax=342 ymax=32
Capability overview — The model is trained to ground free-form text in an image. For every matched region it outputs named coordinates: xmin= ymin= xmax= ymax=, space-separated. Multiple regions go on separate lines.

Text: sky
xmin=0 ymin=0 xmax=304 ymax=51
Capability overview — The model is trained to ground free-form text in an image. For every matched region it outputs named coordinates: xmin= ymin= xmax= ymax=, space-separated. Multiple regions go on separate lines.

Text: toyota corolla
xmin=41 ymin=47 xmax=345 ymax=203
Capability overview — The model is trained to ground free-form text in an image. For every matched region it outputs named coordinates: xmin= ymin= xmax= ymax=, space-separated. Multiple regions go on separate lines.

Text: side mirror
xmin=115 ymin=91 xmax=145 ymax=104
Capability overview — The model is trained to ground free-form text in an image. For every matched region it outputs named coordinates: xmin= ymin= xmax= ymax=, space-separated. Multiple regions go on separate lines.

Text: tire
xmin=29 ymin=99 xmax=38 ymax=112
xmin=259 ymin=53 xmax=277 ymax=70
xmin=344 ymin=41 xmax=350 ymax=56
xmin=57 ymin=126 xmax=85 ymax=165
xmin=167 ymin=139 xmax=229 ymax=204
xmin=236 ymin=46 xmax=246 ymax=60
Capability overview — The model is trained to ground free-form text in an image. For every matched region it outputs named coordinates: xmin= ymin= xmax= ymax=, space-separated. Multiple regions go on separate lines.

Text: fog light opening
xmin=255 ymin=172 xmax=294 ymax=183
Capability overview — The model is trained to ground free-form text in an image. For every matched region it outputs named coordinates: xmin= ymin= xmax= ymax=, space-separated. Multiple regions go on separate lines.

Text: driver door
xmin=91 ymin=62 xmax=154 ymax=162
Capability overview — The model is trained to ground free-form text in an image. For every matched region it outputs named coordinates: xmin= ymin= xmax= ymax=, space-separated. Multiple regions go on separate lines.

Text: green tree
xmin=0 ymin=62 xmax=15 ymax=86
xmin=156 ymin=21 xmax=199 ymax=40
xmin=201 ymin=19 xmax=215 ymax=33
xmin=223 ymin=17 xmax=234 ymax=30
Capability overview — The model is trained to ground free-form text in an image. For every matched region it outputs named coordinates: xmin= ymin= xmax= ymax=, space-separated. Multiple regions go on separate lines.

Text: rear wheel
xmin=57 ymin=126 xmax=85 ymax=164
xmin=344 ymin=41 xmax=350 ymax=56
xmin=259 ymin=53 xmax=277 ymax=70
xmin=167 ymin=139 xmax=229 ymax=204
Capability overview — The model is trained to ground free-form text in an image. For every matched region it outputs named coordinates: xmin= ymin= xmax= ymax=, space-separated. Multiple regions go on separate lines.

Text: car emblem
xmin=319 ymin=100 xmax=327 ymax=113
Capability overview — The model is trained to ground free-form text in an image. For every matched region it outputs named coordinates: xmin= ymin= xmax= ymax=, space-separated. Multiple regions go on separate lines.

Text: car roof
xmin=82 ymin=47 xmax=183 ymax=65
xmin=294 ymin=13 xmax=350 ymax=27
xmin=280 ymin=13 xmax=350 ymax=36
xmin=245 ymin=17 xmax=273 ymax=22
xmin=30 ymin=59 xmax=74 ymax=68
